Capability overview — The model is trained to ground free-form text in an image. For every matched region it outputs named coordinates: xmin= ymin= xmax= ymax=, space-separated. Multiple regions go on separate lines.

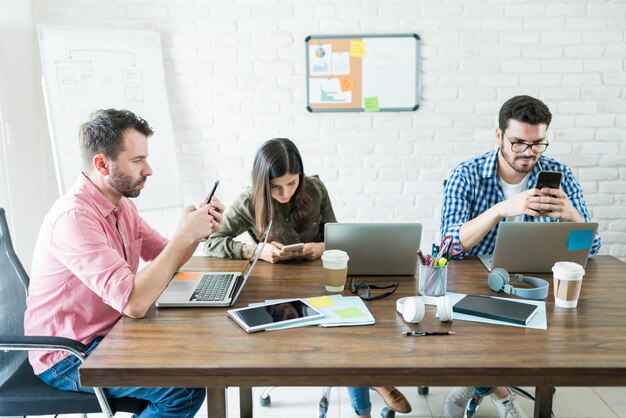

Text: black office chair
xmin=0 ymin=207 xmax=147 ymax=417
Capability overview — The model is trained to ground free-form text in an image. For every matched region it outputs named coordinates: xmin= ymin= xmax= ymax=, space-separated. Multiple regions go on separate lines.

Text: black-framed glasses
xmin=504 ymin=132 xmax=549 ymax=154
xmin=349 ymin=277 xmax=399 ymax=301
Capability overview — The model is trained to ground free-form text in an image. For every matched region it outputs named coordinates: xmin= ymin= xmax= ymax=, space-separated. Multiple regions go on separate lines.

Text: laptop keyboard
xmin=191 ymin=274 xmax=233 ymax=302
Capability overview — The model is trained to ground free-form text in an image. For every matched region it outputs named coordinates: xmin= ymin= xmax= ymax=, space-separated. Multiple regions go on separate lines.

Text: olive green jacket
xmin=204 ymin=176 xmax=336 ymax=259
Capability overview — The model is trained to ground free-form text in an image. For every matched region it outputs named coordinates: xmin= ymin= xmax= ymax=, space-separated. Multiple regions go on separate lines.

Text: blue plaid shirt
xmin=440 ymin=149 xmax=601 ymax=257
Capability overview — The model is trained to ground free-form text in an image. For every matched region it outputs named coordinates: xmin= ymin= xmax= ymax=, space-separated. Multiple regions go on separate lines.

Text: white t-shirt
xmin=499 ymin=173 xmax=530 ymax=223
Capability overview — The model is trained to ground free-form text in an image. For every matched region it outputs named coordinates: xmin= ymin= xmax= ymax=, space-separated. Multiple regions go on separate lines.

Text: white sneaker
xmin=492 ymin=392 xmax=528 ymax=418
xmin=444 ymin=386 xmax=483 ymax=418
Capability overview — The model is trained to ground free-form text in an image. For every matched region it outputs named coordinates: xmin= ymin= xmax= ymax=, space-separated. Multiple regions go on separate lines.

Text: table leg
xmin=207 ymin=387 xmax=227 ymax=418
xmin=533 ymin=385 xmax=555 ymax=418
xmin=239 ymin=387 xmax=253 ymax=418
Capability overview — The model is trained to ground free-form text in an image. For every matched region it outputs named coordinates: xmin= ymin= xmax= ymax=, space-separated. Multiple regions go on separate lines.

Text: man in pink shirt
xmin=24 ymin=109 xmax=223 ymax=417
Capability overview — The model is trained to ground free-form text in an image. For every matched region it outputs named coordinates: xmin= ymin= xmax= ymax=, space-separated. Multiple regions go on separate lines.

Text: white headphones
xmin=396 ymin=297 xmax=425 ymax=323
xmin=396 ymin=296 xmax=453 ymax=323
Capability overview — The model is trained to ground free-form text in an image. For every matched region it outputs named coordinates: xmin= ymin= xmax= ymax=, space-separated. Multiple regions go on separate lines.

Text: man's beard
xmin=108 ymin=170 xmax=146 ymax=198
xmin=499 ymin=147 xmax=536 ymax=174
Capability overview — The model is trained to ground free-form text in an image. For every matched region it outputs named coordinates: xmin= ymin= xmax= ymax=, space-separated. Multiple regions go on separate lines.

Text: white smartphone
xmin=282 ymin=243 xmax=304 ymax=252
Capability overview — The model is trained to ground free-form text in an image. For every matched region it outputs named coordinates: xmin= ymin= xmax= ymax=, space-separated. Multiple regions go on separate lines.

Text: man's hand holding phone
xmin=200 ymin=181 xmax=224 ymax=240
xmin=532 ymin=171 xmax=562 ymax=215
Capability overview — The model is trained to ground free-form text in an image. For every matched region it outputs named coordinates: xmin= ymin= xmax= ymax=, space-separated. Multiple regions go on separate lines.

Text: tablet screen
xmin=227 ymin=299 xmax=324 ymax=332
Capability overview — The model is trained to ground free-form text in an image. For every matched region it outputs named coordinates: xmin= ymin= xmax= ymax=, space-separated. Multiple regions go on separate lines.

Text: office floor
xmin=50 ymin=386 xmax=626 ymax=417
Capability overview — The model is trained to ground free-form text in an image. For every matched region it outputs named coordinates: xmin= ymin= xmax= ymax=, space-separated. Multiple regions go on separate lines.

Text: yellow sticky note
xmin=307 ymin=296 xmax=336 ymax=308
xmin=339 ymin=75 xmax=356 ymax=92
xmin=175 ymin=272 xmax=202 ymax=281
xmin=350 ymin=41 xmax=366 ymax=57
xmin=364 ymin=96 xmax=380 ymax=112
xmin=335 ymin=307 xmax=366 ymax=319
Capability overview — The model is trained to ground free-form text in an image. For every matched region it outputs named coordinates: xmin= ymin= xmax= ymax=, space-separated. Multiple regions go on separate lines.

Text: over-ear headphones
xmin=396 ymin=296 xmax=453 ymax=323
xmin=487 ymin=268 xmax=549 ymax=300
xmin=396 ymin=297 xmax=425 ymax=323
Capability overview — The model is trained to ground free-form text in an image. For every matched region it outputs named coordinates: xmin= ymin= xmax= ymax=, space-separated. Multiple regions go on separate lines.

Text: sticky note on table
xmin=175 ymin=273 xmax=202 ymax=281
xmin=350 ymin=41 xmax=366 ymax=57
xmin=339 ymin=75 xmax=356 ymax=92
xmin=334 ymin=306 xmax=367 ymax=319
xmin=307 ymin=296 xmax=336 ymax=308
xmin=568 ymin=229 xmax=594 ymax=251
xmin=364 ymin=96 xmax=380 ymax=112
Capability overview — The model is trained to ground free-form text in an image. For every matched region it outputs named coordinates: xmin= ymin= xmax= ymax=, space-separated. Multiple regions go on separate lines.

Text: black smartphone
xmin=536 ymin=171 xmax=562 ymax=191
xmin=205 ymin=180 xmax=220 ymax=206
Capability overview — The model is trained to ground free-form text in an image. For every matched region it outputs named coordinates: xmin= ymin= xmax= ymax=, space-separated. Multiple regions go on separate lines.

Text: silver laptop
xmin=324 ymin=223 xmax=422 ymax=275
xmin=156 ymin=222 xmax=271 ymax=307
xmin=478 ymin=222 xmax=599 ymax=273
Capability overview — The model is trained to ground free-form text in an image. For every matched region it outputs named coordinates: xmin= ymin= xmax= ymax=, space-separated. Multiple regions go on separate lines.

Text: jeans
xmin=347 ymin=386 xmax=371 ymax=416
xmin=38 ymin=337 xmax=206 ymax=418
xmin=475 ymin=387 xmax=496 ymax=397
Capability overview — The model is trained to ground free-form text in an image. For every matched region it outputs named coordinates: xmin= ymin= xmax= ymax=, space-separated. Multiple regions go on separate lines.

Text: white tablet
xmin=227 ymin=299 xmax=325 ymax=333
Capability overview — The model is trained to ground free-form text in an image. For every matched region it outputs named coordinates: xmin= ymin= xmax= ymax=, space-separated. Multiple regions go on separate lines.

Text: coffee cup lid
xmin=322 ymin=249 xmax=349 ymax=262
xmin=552 ymin=261 xmax=585 ymax=279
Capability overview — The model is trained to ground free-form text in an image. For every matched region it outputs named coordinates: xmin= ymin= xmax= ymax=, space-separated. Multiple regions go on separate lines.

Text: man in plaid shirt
xmin=440 ymin=95 xmax=601 ymax=418
xmin=441 ymin=95 xmax=601 ymax=258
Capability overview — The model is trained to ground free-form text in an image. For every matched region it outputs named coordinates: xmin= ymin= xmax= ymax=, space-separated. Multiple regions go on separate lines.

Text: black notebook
xmin=453 ymin=295 xmax=539 ymax=325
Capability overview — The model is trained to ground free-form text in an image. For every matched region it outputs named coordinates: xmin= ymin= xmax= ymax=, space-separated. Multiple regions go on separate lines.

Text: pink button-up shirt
xmin=24 ymin=174 xmax=168 ymax=374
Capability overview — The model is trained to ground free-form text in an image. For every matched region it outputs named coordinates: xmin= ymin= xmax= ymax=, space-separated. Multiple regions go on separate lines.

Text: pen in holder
xmin=419 ymin=264 xmax=448 ymax=297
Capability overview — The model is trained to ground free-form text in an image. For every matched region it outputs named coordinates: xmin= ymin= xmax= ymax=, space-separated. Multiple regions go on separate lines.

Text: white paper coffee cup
xmin=552 ymin=261 xmax=585 ymax=308
xmin=321 ymin=250 xmax=349 ymax=292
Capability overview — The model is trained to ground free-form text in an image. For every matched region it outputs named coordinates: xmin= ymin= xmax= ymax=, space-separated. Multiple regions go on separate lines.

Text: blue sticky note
xmin=568 ymin=230 xmax=594 ymax=251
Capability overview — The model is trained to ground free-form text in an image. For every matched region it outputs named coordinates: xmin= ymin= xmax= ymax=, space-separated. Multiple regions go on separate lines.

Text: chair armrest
xmin=0 ymin=335 xmax=117 ymax=417
xmin=0 ymin=335 xmax=89 ymax=360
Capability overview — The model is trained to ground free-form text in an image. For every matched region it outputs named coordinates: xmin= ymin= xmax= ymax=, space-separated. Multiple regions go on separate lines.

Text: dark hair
xmin=79 ymin=109 xmax=153 ymax=170
xmin=498 ymin=95 xmax=552 ymax=133
xmin=251 ymin=138 xmax=311 ymax=238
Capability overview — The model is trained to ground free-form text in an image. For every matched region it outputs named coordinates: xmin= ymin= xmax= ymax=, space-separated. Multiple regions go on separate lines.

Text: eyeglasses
xmin=503 ymin=132 xmax=549 ymax=154
xmin=349 ymin=277 xmax=399 ymax=301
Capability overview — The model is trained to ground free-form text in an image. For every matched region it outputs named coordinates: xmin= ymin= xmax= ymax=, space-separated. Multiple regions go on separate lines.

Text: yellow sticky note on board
xmin=364 ymin=96 xmax=380 ymax=112
xmin=350 ymin=41 xmax=366 ymax=57
xmin=307 ymin=296 xmax=336 ymax=308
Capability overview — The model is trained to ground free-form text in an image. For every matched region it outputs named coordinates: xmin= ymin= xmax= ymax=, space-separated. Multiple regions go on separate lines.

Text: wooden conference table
xmin=80 ymin=255 xmax=626 ymax=418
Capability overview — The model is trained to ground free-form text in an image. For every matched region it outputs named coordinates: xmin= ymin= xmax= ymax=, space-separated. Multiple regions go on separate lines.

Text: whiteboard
xmin=306 ymin=34 xmax=420 ymax=112
xmin=38 ymin=25 xmax=181 ymax=210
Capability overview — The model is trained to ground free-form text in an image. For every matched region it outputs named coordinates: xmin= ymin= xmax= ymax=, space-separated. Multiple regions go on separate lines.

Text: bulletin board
xmin=37 ymin=25 xmax=182 ymax=211
xmin=305 ymin=34 xmax=420 ymax=112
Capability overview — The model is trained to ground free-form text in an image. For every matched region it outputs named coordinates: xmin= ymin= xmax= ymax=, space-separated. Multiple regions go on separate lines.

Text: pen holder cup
xmin=419 ymin=264 xmax=448 ymax=297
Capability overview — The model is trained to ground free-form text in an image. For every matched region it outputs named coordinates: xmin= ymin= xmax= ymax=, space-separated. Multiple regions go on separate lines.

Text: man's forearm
xmin=124 ymin=235 xmax=199 ymax=318
xmin=458 ymin=204 xmax=503 ymax=251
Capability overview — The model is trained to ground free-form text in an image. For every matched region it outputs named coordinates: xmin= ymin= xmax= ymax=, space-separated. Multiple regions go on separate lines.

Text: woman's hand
xmin=259 ymin=241 xmax=287 ymax=263
xmin=252 ymin=241 xmax=325 ymax=263
xmin=300 ymin=242 xmax=325 ymax=260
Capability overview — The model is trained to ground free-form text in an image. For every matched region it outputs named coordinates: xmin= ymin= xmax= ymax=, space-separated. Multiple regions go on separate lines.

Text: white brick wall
xmin=32 ymin=0 xmax=626 ymax=259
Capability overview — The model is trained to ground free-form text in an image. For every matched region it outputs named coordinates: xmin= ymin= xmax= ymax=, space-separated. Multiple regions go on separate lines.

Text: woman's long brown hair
xmin=251 ymin=138 xmax=311 ymax=238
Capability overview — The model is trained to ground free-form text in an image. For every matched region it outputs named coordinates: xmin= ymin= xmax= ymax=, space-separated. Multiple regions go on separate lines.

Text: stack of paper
xmin=254 ymin=295 xmax=375 ymax=331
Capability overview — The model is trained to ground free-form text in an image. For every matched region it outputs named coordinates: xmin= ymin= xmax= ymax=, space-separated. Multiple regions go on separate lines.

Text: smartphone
xmin=202 ymin=181 xmax=220 ymax=240
xmin=283 ymin=243 xmax=304 ymax=252
xmin=205 ymin=180 xmax=220 ymax=206
xmin=536 ymin=171 xmax=562 ymax=191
